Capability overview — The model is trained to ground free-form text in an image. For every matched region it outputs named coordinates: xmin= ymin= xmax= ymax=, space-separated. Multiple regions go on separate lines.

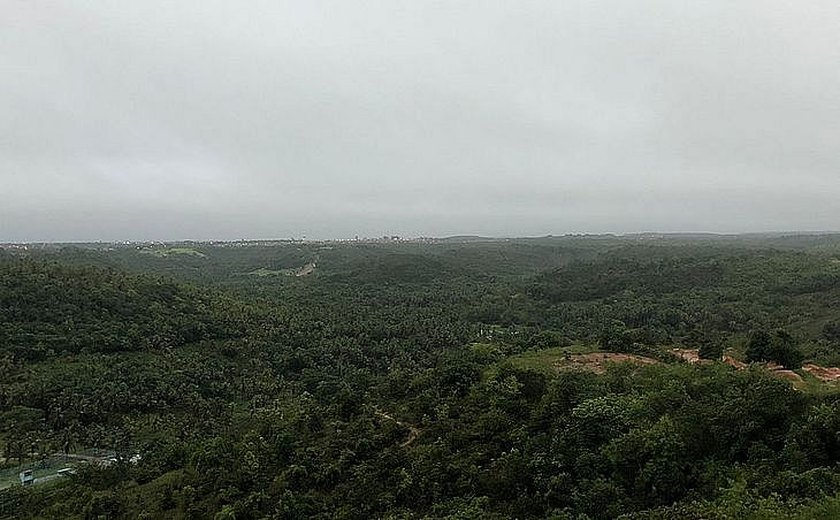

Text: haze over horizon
xmin=4 ymin=1 xmax=840 ymax=242
xmin=7 ymin=230 xmax=840 ymax=246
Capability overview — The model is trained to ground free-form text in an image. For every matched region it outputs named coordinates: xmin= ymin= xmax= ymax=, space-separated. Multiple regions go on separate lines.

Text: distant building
xmin=19 ymin=469 xmax=34 ymax=486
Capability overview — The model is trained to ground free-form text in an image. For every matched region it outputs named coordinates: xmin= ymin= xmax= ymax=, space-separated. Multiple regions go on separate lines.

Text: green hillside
xmin=1 ymin=237 xmax=839 ymax=519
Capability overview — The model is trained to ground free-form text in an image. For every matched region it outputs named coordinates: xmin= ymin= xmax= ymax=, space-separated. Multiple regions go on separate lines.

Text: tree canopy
xmin=2 ymin=236 xmax=840 ymax=518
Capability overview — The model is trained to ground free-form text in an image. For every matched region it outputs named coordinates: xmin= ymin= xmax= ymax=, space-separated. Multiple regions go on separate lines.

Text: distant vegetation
xmin=1 ymin=235 xmax=839 ymax=518
xmin=139 ymin=247 xmax=207 ymax=258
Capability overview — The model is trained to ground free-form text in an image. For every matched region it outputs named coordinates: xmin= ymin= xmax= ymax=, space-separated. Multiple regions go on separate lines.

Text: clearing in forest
xmin=246 ymin=261 xmax=316 ymax=277
xmin=672 ymin=348 xmax=840 ymax=388
xmin=509 ymin=345 xmax=659 ymax=374
xmin=558 ymin=352 xmax=659 ymax=374
xmin=139 ymin=247 xmax=206 ymax=258
xmin=513 ymin=346 xmax=840 ymax=390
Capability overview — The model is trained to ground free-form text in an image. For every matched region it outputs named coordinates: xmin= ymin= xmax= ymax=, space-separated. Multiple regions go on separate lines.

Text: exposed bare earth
xmin=555 ymin=352 xmax=659 ymax=374
xmin=296 ymin=261 xmax=316 ymax=277
xmin=722 ymin=355 xmax=748 ymax=370
xmin=672 ymin=348 xmax=840 ymax=384
xmin=802 ymin=363 xmax=840 ymax=382
xmin=670 ymin=348 xmax=748 ymax=369
xmin=672 ymin=349 xmax=703 ymax=364
xmin=768 ymin=365 xmax=804 ymax=383
xmin=552 ymin=348 xmax=838 ymax=388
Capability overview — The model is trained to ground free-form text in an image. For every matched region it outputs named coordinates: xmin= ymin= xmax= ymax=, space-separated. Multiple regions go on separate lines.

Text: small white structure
xmin=19 ymin=469 xmax=34 ymax=486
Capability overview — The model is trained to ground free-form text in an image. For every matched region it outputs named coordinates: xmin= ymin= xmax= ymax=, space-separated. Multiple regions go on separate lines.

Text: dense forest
xmin=1 ymin=234 xmax=839 ymax=519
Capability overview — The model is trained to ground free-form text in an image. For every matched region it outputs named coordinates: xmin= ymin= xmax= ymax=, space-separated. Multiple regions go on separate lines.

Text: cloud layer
xmin=3 ymin=1 xmax=839 ymax=241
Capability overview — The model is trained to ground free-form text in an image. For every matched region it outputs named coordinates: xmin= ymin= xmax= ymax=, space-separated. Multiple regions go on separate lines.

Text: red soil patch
xmin=722 ymin=355 xmax=748 ymax=370
xmin=671 ymin=348 xmax=712 ymax=365
xmin=802 ymin=364 xmax=840 ymax=383
xmin=560 ymin=348 xmax=838 ymax=386
xmin=675 ymin=351 xmax=804 ymax=382
xmin=558 ymin=353 xmax=658 ymax=374
xmin=672 ymin=348 xmax=703 ymax=364
xmin=672 ymin=348 xmax=757 ymax=374
xmin=770 ymin=368 xmax=804 ymax=383
xmin=672 ymin=348 xmax=749 ymax=370
xmin=761 ymin=362 xmax=803 ymax=383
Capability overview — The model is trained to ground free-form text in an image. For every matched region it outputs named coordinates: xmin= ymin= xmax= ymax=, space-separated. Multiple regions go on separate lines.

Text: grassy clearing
xmin=0 ymin=467 xmax=18 ymax=490
xmin=0 ymin=457 xmax=74 ymax=490
xmin=792 ymin=370 xmax=840 ymax=395
xmin=507 ymin=344 xmax=600 ymax=374
xmin=246 ymin=262 xmax=316 ymax=277
xmin=139 ymin=247 xmax=207 ymax=258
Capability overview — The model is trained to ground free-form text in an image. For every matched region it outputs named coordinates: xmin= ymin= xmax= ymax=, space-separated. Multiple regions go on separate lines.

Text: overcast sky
xmin=3 ymin=1 xmax=840 ymax=241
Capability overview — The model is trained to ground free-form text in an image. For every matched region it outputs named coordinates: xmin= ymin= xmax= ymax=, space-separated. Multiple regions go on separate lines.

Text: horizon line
xmin=4 ymin=230 xmax=840 ymax=246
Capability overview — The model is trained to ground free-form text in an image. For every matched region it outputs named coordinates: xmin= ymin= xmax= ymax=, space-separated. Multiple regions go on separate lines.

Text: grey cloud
xmin=2 ymin=1 xmax=840 ymax=241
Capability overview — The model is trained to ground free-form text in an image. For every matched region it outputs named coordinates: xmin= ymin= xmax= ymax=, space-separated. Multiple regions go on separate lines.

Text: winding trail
xmin=375 ymin=409 xmax=421 ymax=448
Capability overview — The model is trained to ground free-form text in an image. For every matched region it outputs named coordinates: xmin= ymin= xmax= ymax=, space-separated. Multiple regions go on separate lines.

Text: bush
xmin=746 ymin=330 xmax=804 ymax=369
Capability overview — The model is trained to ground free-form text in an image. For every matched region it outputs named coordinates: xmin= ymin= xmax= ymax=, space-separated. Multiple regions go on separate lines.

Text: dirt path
xmin=375 ymin=409 xmax=421 ymax=448
xmin=802 ymin=363 xmax=840 ymax=382
xmin=672 ymin=348 xmax=840 ymax=384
